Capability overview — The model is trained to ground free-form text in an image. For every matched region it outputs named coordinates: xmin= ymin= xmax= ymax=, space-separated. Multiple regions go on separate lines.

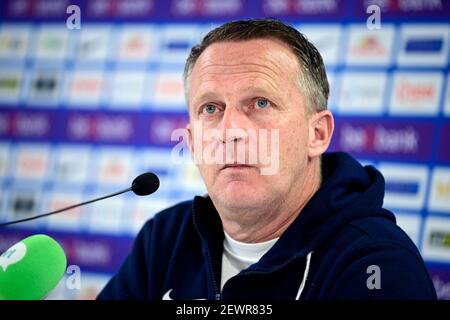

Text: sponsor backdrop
xmin=0 ymin=0 xmax=449 ymax=299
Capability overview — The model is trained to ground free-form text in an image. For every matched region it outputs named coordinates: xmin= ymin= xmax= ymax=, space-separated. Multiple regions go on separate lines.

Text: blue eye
xmin=256 ymin=99 xmax=269 ymax=109
xmin=203 ymin=104 xmax=216 ymax=114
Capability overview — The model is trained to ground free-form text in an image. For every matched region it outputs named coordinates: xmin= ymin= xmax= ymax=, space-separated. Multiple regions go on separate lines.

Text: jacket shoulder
xmin=142 ymin=199 xmax=194 ymax=232
xmin=312 ymin=215 xmax=436 ymax=299
xmin=349 ymin=215 xmax=420 ymax=256
xmin=133 ymin=199 xmax=197 ymax=252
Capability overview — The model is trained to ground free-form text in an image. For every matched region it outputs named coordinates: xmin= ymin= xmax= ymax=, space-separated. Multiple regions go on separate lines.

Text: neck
xmin=219 ymin=158 xmax=321 ymax=243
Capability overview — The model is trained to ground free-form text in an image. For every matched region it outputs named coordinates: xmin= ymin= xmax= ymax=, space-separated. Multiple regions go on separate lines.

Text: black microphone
xmin=0 ymin=172 xmax=160 ymax=227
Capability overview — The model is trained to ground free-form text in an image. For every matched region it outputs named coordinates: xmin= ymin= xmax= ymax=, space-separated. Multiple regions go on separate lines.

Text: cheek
xmin=280 ymin=121 xmax=309 ymax=160
xmin=196 ymin=163 xmax=214 ymax=184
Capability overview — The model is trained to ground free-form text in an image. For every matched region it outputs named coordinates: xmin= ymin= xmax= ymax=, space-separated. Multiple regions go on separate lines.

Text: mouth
xmin=221 ymin=164 xmax=255 ymax=171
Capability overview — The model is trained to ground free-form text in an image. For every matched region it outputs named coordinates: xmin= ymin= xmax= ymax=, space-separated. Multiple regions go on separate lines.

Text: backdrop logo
xmin=398 ymin=25 xmax=449 ymax=66
xmin=54 ymin=146 xmax=91 ymax=184
xmin=111 ymin=72 xmax=146 ymax=107
xmin=338 ymin=72 xmax=387 ymax=114
xmin=86 ymin=0 xmax=154 ymax=18
xmin=160 ymin=25 xmax=201 ymax=64
xmin=172 ymin=0 xmax=243 ymax=17
xmin=0 ymin=242 xmax=26 ymax=272
xmin=428 ymin=167 xmax=450 ymax=213
xmin=0 ymin=26 xmax=30 ymax=59
xmin=29 ymin=70 xmax=62 ymax=105
xmin=423 ymin=218 xmax=450 ymax=263
xmin=297 ymin=25 xmax=342 ymax=66
xmin=9 ymin=191 xmax=39 ymax=220
xmin=429 ymin=231 xmax=450 ymax=249
xmin=346 ymin=26 xmax=394 ymax=65
xmin=97 ymin=150 xmax=133 ymax=185
xmin=47 ymin=192 xmax=83 ymax=229
xmin=334 ymin=119 xmax=433 ymax=161
xmin=15 ymin=144 xmax=50 ymax=180
xmin=0 ymin=71 xmax=22 ymax=103
xmin=373 ymin=126 xmax=418 ymax=154
xmin=68 ymin=71 xmax=104 ymax=106
xmin=379 ymin=164 xmax=428 ymax=210
xmin=117 ymin=27 xmax=154 ymax=61
xmin=153 ymin=72 xmax=185 ymax=108
xmin=390 ymin=72 xmax=443 ymax=115
xmin=397 ymin=0 xmax=443 ymax=12
xmin=35 ymin=27 xmax=69 ymax=61
xmin=77 ymin=27 xmax=112 ymax=61
xmin=405 ymin=38 xmax=443 ymax=53
xmin=294 ymin=0 xmax=339 ymax=15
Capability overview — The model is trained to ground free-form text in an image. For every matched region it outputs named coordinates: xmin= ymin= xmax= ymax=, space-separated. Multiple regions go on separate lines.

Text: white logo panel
xmin=397 ymin=24 xmax=450 ymax=67
xmin=422 ymin=217 xmax=450 ymax=263
xmin=428 ymin=167 xmax=450 ymax=213
xmin=378 ymin=163 xmax=429 ymax=211
xmin=297 ymin=24 xmax=343 ymax=66
xmin=337 ymin=72 xmax=387 ymax=114
xmin=389 ymin=72 xmax=443 ymax=116
xmin=345 ymin=24 xmax=395 ymax=66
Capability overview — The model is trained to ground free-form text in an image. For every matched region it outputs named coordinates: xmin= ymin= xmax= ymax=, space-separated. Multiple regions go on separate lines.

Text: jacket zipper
xmin=192 ymin=200 xmax=311 ymax=300
xmin=204 ymin=244 xmax=222 ymax=300
xmin=192 ymin=203 xmax=222 ymax=300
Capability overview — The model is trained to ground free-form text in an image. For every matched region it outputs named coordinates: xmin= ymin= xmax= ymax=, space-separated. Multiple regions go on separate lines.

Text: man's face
xmin=186 ymin=38 xmax=312 ymax=212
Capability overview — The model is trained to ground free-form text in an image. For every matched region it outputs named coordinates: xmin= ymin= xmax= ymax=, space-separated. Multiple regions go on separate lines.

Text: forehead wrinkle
xmin=193 ymin=72 xmax=281 ymax=105
xmin=196 ymin=58 xmax=290 ymax=82
xmin=194 ymin=63 xmax=284 ymax=94
xmin=196 ymin=40 xmax=299 ymax=76
xmin=189 ymin=40 xmax=302 ymax=106
xmin=205 ymin=70 xmax=279 ymax=90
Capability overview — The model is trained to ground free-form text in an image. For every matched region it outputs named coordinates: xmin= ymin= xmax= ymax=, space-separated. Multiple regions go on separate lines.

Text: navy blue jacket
xmin=98 ymin=152 xmax=437 ymax=300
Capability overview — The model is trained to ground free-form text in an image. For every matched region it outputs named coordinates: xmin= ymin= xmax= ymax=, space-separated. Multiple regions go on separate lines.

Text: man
xmin=98 ymin=19 xmax=436 ymax=300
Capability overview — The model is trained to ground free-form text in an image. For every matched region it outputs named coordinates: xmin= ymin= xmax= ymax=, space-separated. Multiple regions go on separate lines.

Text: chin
xmin=217 ymin=181 xmax=264 ymax=208
xmin=222 ymin=195 xmax=262 ymax=210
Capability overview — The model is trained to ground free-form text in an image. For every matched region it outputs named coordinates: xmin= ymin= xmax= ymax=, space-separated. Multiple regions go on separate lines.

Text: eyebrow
xmin=192 ymin=85 xmax=276 ymax=104
xmin=239 ymin=85 xmax=275 ymax=96
xmin=192 ymin=91 xmax=220 ymax=106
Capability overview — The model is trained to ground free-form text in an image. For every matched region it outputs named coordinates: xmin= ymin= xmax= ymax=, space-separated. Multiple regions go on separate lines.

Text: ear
xmin=186 ymin=122 xmax=194 ymax=157
xmin=307 ymin=110 xmax=334 ymax=158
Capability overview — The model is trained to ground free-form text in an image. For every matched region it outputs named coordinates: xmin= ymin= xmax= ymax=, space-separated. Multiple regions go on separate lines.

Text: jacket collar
xmin=191 ymin=152 xmax=394 ymax=274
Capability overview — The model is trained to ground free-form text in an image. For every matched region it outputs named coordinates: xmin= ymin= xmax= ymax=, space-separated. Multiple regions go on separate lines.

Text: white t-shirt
xmin=220 ymin=231 xmax=279 ymax=289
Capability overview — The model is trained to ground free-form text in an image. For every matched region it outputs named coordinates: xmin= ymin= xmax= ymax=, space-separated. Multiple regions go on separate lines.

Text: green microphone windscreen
xmin=0 ymin=234 xmax=67 ymax=300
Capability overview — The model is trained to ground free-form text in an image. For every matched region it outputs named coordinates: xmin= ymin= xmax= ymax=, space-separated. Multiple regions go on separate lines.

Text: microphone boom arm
xmin=0 ymin=187 xmax=132 ymax=227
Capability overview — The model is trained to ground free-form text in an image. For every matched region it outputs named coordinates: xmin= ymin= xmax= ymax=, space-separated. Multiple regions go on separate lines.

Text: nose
xmin=218 ymin=106 xmax=251 ymax=144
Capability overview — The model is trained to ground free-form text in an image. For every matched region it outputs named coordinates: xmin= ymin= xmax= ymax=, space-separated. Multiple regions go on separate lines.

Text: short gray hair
xmin=183 ymin=18 xmax=329 ymax=114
